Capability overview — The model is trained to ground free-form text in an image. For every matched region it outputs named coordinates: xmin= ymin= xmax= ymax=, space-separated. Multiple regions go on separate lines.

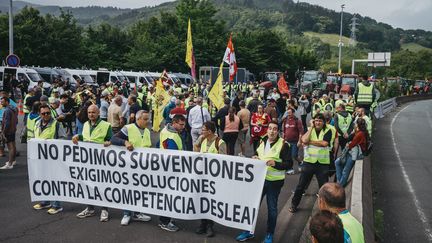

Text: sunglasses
xmin=41 ymin=112 xmax=50 ymax=115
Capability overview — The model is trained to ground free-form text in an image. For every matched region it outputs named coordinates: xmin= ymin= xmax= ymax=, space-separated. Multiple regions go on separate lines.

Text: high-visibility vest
xmin=34 ymin=120 xmax=57 ymax=139
xmin=335 ymin=99 xmax=345 ymax=109
xmin=27 ymin=115 xmax=40 ymax=140
xmin=245 ymin=97 xmax=253 ymax=106
xmin=327 ymin=124 xmax=336 ymax=150
xmin=201 ymin=137 xmax=224 ymax=154
xmin=323 ymin=102 xmax=334 ymax=113
xmin=363 ymin=115 xmax=372 ymax=136
xmin=175 ymin=87 xmax=182 ymax=94
xmin=339 ymin=211 xmax=365 ymax=243
xmin=160 ymin=127 xmax=183 ymax=150
xmin=23 ymin=94 xmax=32 ymax=114
xmin=345 ymin=99 xmax=354 ymax=113
xmin=304 ymin=127 xmax=331 ymax=164
xmin=50 ymin=107 xmax=58 ymax=119
xmin=337 ymin=113 xmax=352 ymax=134
xmin=257 ymin=138 xmax=286 ymax=181
xmin=137 ymin=92 xmax=144 ymax=107
xmin=357 ymin=83 xmax=374 ymax=104
xmin=126 ymin=124 xmax=151 ymax=148
xmin=82 ymin=120 xmax=111 ymax=144
xmin=312 ymin=103 xmax=322 ymax=118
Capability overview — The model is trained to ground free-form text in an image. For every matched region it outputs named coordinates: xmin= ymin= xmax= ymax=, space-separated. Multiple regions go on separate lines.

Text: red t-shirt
xmin=283 ymin=117 xmax=303 ymax=142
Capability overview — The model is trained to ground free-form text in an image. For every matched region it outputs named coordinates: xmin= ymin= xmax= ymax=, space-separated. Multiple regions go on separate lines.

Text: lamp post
xmin=337 ymin=4 xmax=345 ymax=74
xmin=9 ymin=0 xmax=14 ymax=54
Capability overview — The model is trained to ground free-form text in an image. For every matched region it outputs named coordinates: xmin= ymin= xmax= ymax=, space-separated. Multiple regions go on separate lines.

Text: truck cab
xmin=339 ymin=74 xmax=358 ymax=97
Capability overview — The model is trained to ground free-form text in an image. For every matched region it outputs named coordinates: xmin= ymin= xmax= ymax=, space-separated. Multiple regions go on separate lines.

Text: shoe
xmin=206 ymin=225 xmax=215 ymax=238
xmin=159 ymin=221 xmax=179 ymax=232
xmin=0 ymin=162 xmax=13 ymax=170
xmin=121 ymin=215 xmax=131 ymax=226
xmin=33 ymin=203 xmax=51 ymax=210
xmin=100 ymin=209 xmax=109 ymax=222
xmin=289 ymin=206 xmax=298 ymax=213
xmin=286 ymin=169 xmax=295 ymax=175
xmin=195 ymin=224 xmax=207 ymax=235
xmin=263 ymin=233 xmax=273 ymax=243
xmin=132 ymin=213 xmax=151 ymax=222
xmin=236 ymin=231 xmax=254 ymax=241
xmin=47 ymin=207 xmax=63 ymax=215
xmin=76 ymin=207 xmax=95 ymax=218
xmin=11 ymin=161 xmax=16 ymax=166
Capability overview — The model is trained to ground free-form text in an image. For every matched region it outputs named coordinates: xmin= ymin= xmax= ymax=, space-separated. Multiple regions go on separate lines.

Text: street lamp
xmin=337 ymin=4 xmax=345 ymax=74
xmin=9 ymin=0 xmax=14 ymax=54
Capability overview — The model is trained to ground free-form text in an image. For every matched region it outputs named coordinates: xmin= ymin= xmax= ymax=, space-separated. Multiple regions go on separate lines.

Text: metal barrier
xmin=375 ymin=97 xmax=396 ymax=119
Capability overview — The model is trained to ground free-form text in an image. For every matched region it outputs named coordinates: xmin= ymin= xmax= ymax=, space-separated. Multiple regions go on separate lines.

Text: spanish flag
xmin=208 ymin=61 xmax=225 ymax=110
xmin=185 ymin=18 xmax=196 ymax=79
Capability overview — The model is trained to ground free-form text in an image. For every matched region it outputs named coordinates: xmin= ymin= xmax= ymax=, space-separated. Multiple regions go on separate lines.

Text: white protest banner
xmin=27 ymin=139 xmax=267 ymax=231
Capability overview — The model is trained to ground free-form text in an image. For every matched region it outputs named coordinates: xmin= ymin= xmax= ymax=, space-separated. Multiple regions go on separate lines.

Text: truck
xmin=298 ymin=70 xmax=326 ymax=97
xmin=199 ymin=66 xmax=248 ymax=84
xmin=339 ymin=74 xmax=358 ymax=97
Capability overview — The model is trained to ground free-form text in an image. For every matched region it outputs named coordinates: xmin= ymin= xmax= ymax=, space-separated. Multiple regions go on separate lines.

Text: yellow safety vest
xmin=339 ymin=211 xmax=365 ymax=243
xmin=201 ymin=137 xmax=224 ymax=154
xmin=27 ymin=116 xmax=40 ymax=140
xmin=23 ymin=94 xmax=32 ymax=114
xmin=304 ymin=127 xmax=331 ymax=164
xmin=327 ymin=124 xmax=336 ymax=150
xmin=82 ymin=120 xmax=111 ymax=144
xmin=160 ymin=127 xmax=183 ymax=150
xmin=337 ymin=113 xmax=352 ymax=134
xmin=312 ymin=103 xmax=322 ymax=118
xmin=126 ymin=124 xmax=151 ymax=148
xmin=345 ymin=99 xmax=354 ymax=113
xmin=335 ymin=99 xmax=345 ymax=109
xmin=257 ymin=138 xmax=286 ymax=181
xmin=357 ymin=83 xmax=374 ymax=104
xmin=323 ymin=103 xmax=334 ymax=113
xmin=34 ymin=120 xmax=57 ymax=139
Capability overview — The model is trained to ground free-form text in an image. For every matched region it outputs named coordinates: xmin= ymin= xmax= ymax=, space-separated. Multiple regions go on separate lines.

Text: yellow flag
xmin=208 ymin=62 xmax=225 ymax=110
xmin=185 ymin=18 xmax=194 ymax=68
xmin=152 ymin=78 xmax=171 ymax=132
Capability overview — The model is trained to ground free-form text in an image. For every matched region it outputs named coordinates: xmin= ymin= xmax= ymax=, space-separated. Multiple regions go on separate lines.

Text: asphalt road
xmin=0 ymin=118 xmax=317 ymax=243
xmin=373 ymin=99 xmax=432 ymax=243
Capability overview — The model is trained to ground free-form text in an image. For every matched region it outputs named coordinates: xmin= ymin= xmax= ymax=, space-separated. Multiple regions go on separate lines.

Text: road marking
xmin=391 ymin=103 xmax=432 ymax=242
xmin=426 ymin=111 xmax=432 ymax=130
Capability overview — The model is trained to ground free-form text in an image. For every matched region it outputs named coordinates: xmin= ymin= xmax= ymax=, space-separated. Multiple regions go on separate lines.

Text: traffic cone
xmin=18 ymin=99 xmax=24 ymax=115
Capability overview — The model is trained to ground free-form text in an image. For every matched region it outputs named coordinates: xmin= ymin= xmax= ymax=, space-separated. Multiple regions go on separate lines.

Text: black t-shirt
xmin=129 ymin=103 xmax=142 ymax=116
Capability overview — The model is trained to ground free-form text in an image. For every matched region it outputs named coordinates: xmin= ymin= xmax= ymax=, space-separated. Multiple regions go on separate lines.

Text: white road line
xmin=391 ymin=103 xmax=432 ymax=242
xmin=426 ymin=111 xmax=432 ymax=130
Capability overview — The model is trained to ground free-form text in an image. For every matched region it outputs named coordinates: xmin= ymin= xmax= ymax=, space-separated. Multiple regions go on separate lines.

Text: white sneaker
xmin=0 ymin=162 xmax=13 ymax=170
xmin=11 ymin=161 xmax=16 ymax=166
xmin=132 ymin=213 xmax=151 ymax=222
xmin=100 ymin=209 xmax=109 ymax=222
xmin=121 ymin=215 xmax=131 ymax=226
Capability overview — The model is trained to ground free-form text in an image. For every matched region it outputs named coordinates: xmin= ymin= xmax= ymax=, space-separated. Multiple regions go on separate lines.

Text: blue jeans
xmin=41 ymin=201 xmax=61 ymax=208
xmin=261 ymin=180 xmax=283 ymax=234
xmin=335 ymin=154 xmax=355 ymax=187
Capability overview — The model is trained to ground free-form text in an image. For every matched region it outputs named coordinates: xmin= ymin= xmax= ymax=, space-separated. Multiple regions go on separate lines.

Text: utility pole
xmin=9 ymin=0 xmax=14 ymax=54
xmin=349 ymin=14 xmax=359 ymax=47
xmin=337 ymin=4 xmax=345 ymax=74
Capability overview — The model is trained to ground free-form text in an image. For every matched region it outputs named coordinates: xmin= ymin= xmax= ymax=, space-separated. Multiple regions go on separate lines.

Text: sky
xmin=18 ymin=0 xmax=432 ymax=31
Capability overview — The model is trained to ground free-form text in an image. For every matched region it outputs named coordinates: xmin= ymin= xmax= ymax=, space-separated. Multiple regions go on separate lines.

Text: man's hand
xmin=104 ymin=141 xmax=111 ymax=147
xmin=343 ymin=132 xmax=349 ymax=139
xmin=266 ymin=160 xmax=276 ymax=167
xmin=309 ymin=119 xmax=315 ymax=128
xmin=72 ymin=135 xmax=79 ymax=145
xmin=125 ymin=141 xmax=134 ymax=151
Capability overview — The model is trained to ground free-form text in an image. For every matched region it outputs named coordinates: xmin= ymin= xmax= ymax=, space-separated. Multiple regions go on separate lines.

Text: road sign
xmin=367 ymin=52 xmax=391 ymax=67
xmin=6 ymin=54 xmax=20 ymax=67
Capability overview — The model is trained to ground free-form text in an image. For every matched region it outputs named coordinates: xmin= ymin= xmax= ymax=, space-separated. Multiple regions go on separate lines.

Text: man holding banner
xmin=158 ymin=114 xmax=186 ymax=232
xmin=236 ymin=121 xmax=292 ymax=243
xmin=72 ymin=104 xmax=113 ymax=222
xmin=32 ymin=104 xmax=66 ymax=214
xmin=111 ymin=110 xmax=152 ymax=226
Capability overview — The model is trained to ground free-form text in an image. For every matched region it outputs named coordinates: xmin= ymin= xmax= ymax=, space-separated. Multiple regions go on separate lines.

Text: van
xmin=0 ymin=66 xmax=50 ymax=92
xmin=33 ymin=67 xmax=62 ymax=83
